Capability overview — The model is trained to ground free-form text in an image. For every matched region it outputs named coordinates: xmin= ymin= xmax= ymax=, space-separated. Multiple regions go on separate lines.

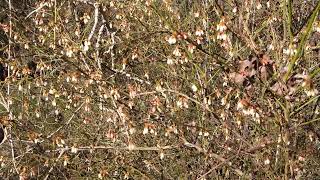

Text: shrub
xmin=0 ymin=0 xmax=319 ymax=179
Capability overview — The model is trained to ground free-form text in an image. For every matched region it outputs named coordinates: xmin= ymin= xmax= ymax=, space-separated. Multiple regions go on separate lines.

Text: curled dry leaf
xmin=248 ymin=69 xmax=257 ymax=77
xmin=229 ymin=59 xmax=257 ymax=85
xmin=287 ymin=73 xmax=316 ymax=95
xmin=260 ymin=66 xmax=267 ymax=81
xmin=292 ymin=73 xmax=318 ymax=96
xmin=229 ymin=72 xmax=246 ymax=85
xmin=294 ymin=73 xmax=312 ymax=89
xmin=239 ymin=60 xmax=254 ymax=72
xmin=258 ymin=54 xmax=274 ymax=81
xmin=271 ymin=82 xmax=288 ymax=95
xmin=260 ymin=54 xmax=273 ymax=65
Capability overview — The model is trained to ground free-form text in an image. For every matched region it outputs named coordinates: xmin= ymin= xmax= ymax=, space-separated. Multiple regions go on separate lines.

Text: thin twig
xmin=8 ymin=126 xmax=19 ymax=174
xmin=45 ymin=145 xmax=176 ymax=153
xmin=53 ymin=0 xmax=57 ymax=48
xmin=88 ymin=2 xmax=99 ymax=42
xmin=96 ymin=24 xmax=105 ymax=70
xmin=7 ymin=0 xmax=18 ymax=175
xmin=25 ymin=2 xmax=48 ymax=19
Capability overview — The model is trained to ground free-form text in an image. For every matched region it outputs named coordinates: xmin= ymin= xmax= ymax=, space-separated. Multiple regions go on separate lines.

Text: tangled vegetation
xmin=0 ymin=0 xmax=319 ymax=179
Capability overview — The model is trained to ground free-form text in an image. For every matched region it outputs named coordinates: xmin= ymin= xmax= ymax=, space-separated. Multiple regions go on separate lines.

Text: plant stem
xmin=284 ymin=0 xmax=320 ymax=81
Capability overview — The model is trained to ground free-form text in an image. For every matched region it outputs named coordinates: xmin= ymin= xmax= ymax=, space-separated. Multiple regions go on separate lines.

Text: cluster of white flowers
xmin=167 ymin=35 xmax=177 ymax=45
xmin=237 ymin=99 xmax=260 ymax=123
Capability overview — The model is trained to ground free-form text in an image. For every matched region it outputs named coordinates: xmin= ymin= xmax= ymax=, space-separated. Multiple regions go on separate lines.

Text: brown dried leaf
xmin=260 ymin=54 xmax=273 ymax=65
xmin=260 ymin=66 xmax=267 ymax=81
xmin=239 ymin=60 xmax=253 ymax=72
xmin=229 ymin=72 xmax=246 ymax=85
xmin=249 ymin=69 xmax=257 ymax=77
xmin=271 ymin=82 xmax=288 ymax=95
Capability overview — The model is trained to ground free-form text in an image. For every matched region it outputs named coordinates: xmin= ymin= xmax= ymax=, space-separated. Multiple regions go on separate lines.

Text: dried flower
xmin=160 ymin=152 xmax=164 ymax=159
xmin=195 ymin=27 xmax=204 ymax=36
xmin=128 ymin=142 xmax=135 ymax=150
xmin=167 ymin=35 xmax=177 ymax=45
xmin=143 ymin=126 xmax=148 ymax=135
xmin=191 ymin=84 xmax=198 ymax=92
xmin=216 ymin=18 xmax=227 ymax=32
xmin=71 ymin=146 xmax=78 ymax=153
xmin=256 ymin=3 xmax=262 ymax=10
xmin=188 ymin=44 xmax=196 ymax=54
xmin=52 ymin=99 xmax=57 ymax=106
xmin=82 ymin=41 xmax=91 ymax=52
xmin=194 ymin=12 xmax=200 ymax=18
xmin=173 ymin=47 xmax=182 ymax=57
xmin=264 ymin=158 xmax=270 ymax=165
xmin=167 ymin=58 xmax=174 ymax=65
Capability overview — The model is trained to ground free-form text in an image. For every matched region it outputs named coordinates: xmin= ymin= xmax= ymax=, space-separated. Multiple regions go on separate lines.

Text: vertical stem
xmin=7 ymin=0 xmax=11 ymax=124
xmin=54 ymin=0 xmax=57 ymax=48
xmin=7 ymin=0 xmax=19 ymax=175
xmin=284 ymin=100 xmax=290 ymax=180
xmin=282 ymin=0 xmax=287 ymax=43
xmin=7 ymin=0 xmax=11 ymax=95
xmin=287 ymin=0 xmax=294 ymax=42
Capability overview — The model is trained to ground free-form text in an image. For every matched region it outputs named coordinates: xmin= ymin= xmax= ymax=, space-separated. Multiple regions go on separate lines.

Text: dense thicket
xmin=0 ymin=0 xmax=319 ymax=179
